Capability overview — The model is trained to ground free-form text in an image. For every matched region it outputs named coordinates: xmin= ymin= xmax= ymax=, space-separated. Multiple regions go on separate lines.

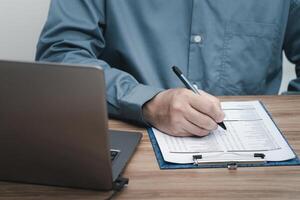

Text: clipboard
xmin=147 ymin=101 xmax=300 ymax=170
xmin=148 ymin=128 xmax=300 ymax=169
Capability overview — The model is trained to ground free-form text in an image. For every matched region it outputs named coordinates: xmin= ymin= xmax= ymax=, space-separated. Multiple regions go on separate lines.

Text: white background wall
xmin=0 ymin=0 xmax=50 ymax=61
xmin=0 ymin=0 xmax=296 ymax=93
xmin=282 ymin=54 xmax=296 ymax=92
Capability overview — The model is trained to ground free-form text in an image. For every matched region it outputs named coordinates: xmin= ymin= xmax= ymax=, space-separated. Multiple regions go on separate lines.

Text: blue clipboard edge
xmin=147 ymin=101 xmax=300 ymax=170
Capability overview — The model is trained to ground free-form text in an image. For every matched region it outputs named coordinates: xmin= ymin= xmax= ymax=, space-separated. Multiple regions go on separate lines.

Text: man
xmin=36 ymin=0 xmax=300 ymax=137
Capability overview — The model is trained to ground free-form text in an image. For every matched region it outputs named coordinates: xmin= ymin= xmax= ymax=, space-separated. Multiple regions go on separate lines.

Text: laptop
xmin=0 ymin=60 xmax=142 ymax=190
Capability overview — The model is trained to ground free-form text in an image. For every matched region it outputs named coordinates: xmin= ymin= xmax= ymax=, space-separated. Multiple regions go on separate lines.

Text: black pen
xmin=172 ymin=66 xmax=227 ymax=131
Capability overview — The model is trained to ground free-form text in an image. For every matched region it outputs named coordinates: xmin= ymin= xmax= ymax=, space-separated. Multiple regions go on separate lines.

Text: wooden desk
xmin=0 ymin=96 xmax=299 ymax=200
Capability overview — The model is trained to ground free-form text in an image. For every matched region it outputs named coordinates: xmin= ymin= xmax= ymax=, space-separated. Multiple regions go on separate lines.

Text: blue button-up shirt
xmin=36 ymin=0 xmax=300 ymax=124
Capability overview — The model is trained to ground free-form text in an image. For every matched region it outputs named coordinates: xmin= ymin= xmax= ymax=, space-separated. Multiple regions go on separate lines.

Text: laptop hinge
xmin=112 ymin=176 xmax=129 ymax=191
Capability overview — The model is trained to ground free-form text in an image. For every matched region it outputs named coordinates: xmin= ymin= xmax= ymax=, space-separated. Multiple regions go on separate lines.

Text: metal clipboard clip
xmin=193 ymin=153 xmax=266 ymax=170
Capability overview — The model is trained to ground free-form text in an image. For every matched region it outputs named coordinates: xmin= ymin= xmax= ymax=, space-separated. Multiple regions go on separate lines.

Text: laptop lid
xmin=0 ymin=60 xmax=115 ymax=190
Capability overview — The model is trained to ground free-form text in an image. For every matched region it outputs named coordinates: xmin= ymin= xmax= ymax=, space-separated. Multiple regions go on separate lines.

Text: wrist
xmin=141 ymin=91 xmax=164 ymax=126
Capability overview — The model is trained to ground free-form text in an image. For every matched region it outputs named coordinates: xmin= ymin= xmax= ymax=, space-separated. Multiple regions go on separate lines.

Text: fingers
xmin=198 ymin=90 xmax=222 ymax=109
xmin=181 ymin=118 xmax=210 ymax=137
xmin=166 ymin=92 xmax=218 ymax=137
xmin=142 ymin=88 xmax=225 ymax=137
xmin=168 ymin=115 xmax=210 ymax=137
xmin=189 ymin=91 xmax=225 ymax=123
xmin=184 ymin=106 xmax=218 ymax=131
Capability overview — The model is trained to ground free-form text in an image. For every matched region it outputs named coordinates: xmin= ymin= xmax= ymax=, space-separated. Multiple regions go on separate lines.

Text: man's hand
xmin=142 ymin=88 xmax=225 ymax=137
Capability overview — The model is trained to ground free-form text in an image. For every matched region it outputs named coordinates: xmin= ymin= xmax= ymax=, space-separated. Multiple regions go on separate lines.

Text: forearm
xmin=36 ymin=0 xmax=163 ymax=124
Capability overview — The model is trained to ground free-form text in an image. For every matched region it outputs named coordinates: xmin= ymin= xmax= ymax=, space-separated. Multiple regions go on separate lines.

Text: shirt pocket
xmin=220 ymin=21 xmax=279 ymax=95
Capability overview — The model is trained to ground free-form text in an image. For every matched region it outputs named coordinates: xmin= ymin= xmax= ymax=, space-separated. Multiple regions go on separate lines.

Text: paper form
xmin=152 ymin=101 xmax=296 ymax=164
xmin=164 ymin=132 xmax=223 ymax=153
xmin=217 ymin=121 xmax=279 ymax=152
xmin=223 ymin=109 xmax=260 ymax=121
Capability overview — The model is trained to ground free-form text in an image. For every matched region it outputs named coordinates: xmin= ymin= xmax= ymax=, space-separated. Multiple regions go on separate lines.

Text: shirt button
xmin=194 ymin=35 xmax=202 ymax=43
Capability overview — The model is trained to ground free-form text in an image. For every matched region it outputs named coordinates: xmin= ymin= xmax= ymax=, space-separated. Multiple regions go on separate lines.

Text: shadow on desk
xmin=0 ymin=181 xmax=115 ymax=200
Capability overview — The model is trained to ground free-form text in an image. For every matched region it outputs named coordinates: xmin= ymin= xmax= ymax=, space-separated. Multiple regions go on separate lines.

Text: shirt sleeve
xmin=284 ymin=0 xmax=300 ymax=91
xmin=35 ymin=0 xmax=163 ymax=125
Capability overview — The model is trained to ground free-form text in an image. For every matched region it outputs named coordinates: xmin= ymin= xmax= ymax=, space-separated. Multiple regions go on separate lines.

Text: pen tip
xmin=219 ymin=123 xmax=227 ymax=131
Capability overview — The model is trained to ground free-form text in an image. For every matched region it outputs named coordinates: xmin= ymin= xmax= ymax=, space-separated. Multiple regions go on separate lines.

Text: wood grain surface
xmin=0 ymin=96 xmax=299 ymax=200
